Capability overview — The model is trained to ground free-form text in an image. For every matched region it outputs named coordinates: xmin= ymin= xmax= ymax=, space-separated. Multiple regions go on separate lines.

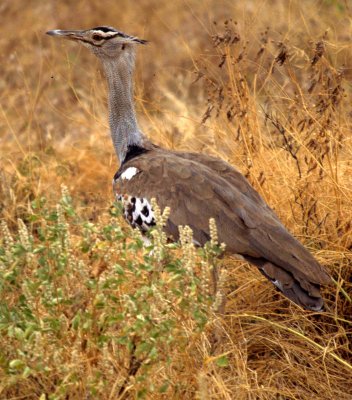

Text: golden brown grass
xmin=1 ymin=0 xmax=352 ymax=399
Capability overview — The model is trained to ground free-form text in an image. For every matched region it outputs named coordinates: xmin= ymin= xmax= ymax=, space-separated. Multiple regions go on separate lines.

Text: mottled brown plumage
xmin=114 ymin=144 xmax=331 ymax=311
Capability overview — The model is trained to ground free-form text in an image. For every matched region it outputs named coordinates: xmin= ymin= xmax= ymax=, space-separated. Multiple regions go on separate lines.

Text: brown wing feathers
xmin=115 ymin=147 xmax=331 ymax=311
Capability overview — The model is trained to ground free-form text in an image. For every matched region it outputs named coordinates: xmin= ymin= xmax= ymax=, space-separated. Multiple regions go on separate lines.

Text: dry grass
xmin=1 ymin=0 xmax=352 ymax=399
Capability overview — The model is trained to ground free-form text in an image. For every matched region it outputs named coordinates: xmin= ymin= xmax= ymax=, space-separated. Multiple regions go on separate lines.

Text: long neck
xmin=102 ymin=50 xmax=143 ymax=162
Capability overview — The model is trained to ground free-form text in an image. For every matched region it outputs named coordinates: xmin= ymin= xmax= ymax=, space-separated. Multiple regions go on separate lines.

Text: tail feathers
xmin=279 ymin=281 xmax=324 ymax=311
xmin=261 ymin=261 xmax=324 ymax=311
xmin=244 ymin=256 xmax=325 ymax=311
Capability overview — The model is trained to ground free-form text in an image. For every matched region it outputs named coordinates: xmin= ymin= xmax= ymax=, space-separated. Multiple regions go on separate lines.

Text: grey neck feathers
xmin=101 ymin=49 xmax=143 ymax=162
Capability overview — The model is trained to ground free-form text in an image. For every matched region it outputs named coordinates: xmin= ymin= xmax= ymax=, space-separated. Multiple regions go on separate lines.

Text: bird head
xmin=46 ymin=26 xmax=147 ymax=60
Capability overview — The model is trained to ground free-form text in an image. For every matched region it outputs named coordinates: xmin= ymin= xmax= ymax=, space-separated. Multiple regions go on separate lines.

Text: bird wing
xmin=175 ymin=151 xmax=271 ymax=210
xmin=114 ymin=148 xmax=331 ymax=287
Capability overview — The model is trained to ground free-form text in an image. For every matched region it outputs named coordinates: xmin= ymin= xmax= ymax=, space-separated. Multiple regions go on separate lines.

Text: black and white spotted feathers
xmin=114 ymin=167 xmax=155 ymax=232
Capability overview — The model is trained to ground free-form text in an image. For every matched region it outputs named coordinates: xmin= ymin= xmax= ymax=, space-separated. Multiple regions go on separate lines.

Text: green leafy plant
xmin=0 ymin=186 xmax=224 ymax=399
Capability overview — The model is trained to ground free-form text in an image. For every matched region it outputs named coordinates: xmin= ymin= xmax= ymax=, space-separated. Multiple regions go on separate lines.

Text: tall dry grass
xmin=0 ymin=0 xmax=352 ymax=398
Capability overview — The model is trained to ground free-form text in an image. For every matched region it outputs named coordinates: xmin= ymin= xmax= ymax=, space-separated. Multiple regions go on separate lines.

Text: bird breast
xmin=114 ymin=167 xmax=155 ymax=232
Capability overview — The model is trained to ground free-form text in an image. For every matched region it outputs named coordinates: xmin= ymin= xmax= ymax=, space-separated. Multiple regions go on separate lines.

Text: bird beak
xmin=46 ymin=29 xmax=85 ymax=41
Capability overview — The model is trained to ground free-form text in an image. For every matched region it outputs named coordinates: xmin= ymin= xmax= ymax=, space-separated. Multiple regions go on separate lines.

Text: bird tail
xmin=272 ymin=277 xmax=324 ymax=311
xmin=244 ymin=256 xmax=325 ymax=311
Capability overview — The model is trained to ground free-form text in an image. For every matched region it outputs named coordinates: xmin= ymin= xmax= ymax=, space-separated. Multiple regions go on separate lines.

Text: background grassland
xmin=0 ymin=0 xmax=352 ymax=399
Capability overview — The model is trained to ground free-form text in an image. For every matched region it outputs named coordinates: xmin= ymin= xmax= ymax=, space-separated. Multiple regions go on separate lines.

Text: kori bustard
xmin=47 ymin=26 xmax=331 ymax=311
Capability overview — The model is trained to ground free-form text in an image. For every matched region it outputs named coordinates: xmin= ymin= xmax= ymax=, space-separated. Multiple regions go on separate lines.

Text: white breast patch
xmin=115 ymin=193 xmax=155 ymax=232
xmin=121 ymin=167 xmax=139 ymax=181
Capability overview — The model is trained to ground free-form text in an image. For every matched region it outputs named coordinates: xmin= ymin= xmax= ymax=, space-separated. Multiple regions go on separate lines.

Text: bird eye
xmin=92 ymin=34 xmax=104 ymax=41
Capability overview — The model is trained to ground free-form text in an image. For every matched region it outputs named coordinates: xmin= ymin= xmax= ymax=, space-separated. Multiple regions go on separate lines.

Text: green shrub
xmin=0 ymin=185 xmax=223 ymax=399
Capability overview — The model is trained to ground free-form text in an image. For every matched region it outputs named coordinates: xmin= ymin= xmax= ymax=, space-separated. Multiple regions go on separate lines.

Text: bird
xmin=46 ymin=26 xmax=331 ymax=311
